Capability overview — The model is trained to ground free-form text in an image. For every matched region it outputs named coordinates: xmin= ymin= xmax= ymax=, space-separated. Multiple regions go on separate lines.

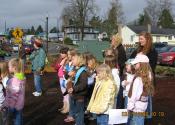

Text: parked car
xmin=158 ymin=45 xmax=175 ymax=54
xmin=13 ymin=44 xmax=19 ymax=52
xmin=158 ymin=47 xmax=175 ymax=66
xmin=154 ymin=42 xmax=168 ymax=53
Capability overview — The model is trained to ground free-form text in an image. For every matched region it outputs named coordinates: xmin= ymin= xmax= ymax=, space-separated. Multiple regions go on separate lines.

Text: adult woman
xmin=130 ymin=31 xmax=157 ymax=78
xmin=111 ymin=33 xmax=126 ymax=109
xmin=29 ymin=38 xmax=46 ymax=97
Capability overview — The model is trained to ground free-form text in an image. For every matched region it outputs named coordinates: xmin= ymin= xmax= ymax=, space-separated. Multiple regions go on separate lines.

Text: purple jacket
xmin=5 ymin=74 xmax=26 ymax=110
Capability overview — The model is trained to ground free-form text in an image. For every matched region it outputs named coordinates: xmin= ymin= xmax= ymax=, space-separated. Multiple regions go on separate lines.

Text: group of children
xmin=55 ymin=47 xmax=154 ymax=125
xmin=0 ymin=58 xmax=26 ymax=125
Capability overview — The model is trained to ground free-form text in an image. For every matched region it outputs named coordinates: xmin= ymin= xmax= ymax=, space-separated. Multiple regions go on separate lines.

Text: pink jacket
xmin=5 ymin=75 xmax=26 ymax=110
xmin=55 ymin=63 xmax=64 ymax=78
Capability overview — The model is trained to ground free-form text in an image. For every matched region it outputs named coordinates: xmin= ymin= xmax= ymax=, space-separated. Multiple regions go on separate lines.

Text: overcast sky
xmin=0 ymin=0 xmax=174 ymax=32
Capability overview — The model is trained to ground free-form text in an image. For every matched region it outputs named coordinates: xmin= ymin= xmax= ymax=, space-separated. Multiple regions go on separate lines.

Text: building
xmin=64 ymin=25 xmax=99 ymax=41
xmin=121 ymin=25 xmax=175 ymax=45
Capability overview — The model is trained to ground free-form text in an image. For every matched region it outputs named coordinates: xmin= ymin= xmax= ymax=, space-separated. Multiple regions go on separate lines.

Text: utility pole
xmin=46 ymin=16 xmax=49 ymax=53
xmin=5 ymin=21 xmax=6 ymax=33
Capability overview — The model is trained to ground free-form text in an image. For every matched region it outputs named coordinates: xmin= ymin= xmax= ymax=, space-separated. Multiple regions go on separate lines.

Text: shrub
xmin=64 ymin=37 xmax=73 ymax=45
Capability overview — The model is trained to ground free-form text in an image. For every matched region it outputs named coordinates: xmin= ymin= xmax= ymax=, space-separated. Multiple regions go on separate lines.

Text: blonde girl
xmin=87 ymin=64 xmax=117 ymax=125
xmin=67 ymin=53 xmax=88 ymax=125
xmin=127 ymin=54 xmax=154 ymax=125
xmin=5 ymin=58 xmax=26 ymax=125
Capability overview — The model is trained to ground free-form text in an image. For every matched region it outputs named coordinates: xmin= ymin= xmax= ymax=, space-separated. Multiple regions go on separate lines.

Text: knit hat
xmin=131 ymin=54 xmax=149 ymax=65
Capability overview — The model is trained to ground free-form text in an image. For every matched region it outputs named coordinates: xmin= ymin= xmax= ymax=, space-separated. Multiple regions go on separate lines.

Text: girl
xmin=0 ymin=61 xmax=9 ymax=88
xmin=5 ymin=58 xmax=26 ymax=125
xmin=0 ymin=61 xmax=8 ymax=125
xmin=104 ymin=55 xmax=120 ymax=108
xmin=87 ymin=64 xmax=117 ymax=125
xmin=64 ymin=49 xmax=77 ymax=121
xmin=55 ymin=47 xmax=69 ymax=113
xmin=121 ymin=59 xmax=135 ymax=108
xmin=86 ymin=55 xmax=98 ymax=120
xmin=103 ymin=48 xmax=116 ymax=57
xmin=67 ymin=53 xmax=88 ymax=125
xmin=127 ymin=54 xmax=154 ymax=125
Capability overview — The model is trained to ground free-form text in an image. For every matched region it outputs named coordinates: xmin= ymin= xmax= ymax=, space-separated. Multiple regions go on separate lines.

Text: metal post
xmin=46 ymin=17 xmax=49 ymax=53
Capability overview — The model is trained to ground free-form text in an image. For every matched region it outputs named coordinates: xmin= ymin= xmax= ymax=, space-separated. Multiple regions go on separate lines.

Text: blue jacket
xmin=29 ymin=48 xmax=46 ymax=71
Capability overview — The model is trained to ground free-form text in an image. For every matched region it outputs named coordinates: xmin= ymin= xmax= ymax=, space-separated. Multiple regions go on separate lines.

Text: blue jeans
xmin=34 ymin=73 xmax=42 ymax=92
xmin=124 ymin=96 xmax=128 ymax=109
xmin=96 ymin=114 xmax=109 ymax=125
xmin=74 ymin=99 xmax=85 ymax=125
xmin=145 ymin=96 xmax=152 ymax=119
xmin=128 ymin=115 xmax=144 ymax=125
xmin=69 ymin=96 xmax=75 ymax=117
xmin=8 ymin=108 xmax=23 ymax=125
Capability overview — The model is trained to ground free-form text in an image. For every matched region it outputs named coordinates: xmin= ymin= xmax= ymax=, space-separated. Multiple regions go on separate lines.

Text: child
xmin=86 ymin=55 xmax=98 ymax=120
xmin=0 ymin=61 xmax=9 ymax=88
xmin=67 ymin=53 xmax=88 ymax=125
xmin=104 ymin=55 xmax=120 ymax=108
xmin=64 ymin=49 xmax=77 ymax=122
xmin=87 ymin=64 xmax=117 ymax=125
xmin=121 ymin=59 xmax=135 ymax=108
xmin=127 ymin=54 xmax=154 ymax=125
xmin=0 ymin=61 xmax=8 ymax=125
xmin=104 ymin=48 xmax=116 ymax=57
xmin=55 ymin=47 xmax=69 ymax=113
xmin=5 ymin=58 xmax=26 ymax=125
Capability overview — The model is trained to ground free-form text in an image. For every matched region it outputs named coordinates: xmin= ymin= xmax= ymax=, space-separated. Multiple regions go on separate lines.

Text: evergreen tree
xmin=50 ymin=27 xmax=59 ymax=33
xmin=158 ymin=9 xmax=174 ymax=28
xmin=30 ymin=26 xmax=35 ymax=35
xmin=36 ymin=25 xmax=44 ymax=35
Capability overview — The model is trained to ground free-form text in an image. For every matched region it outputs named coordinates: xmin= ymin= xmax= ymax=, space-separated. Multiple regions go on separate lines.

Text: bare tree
xmin=60 ymin=0 xmax=96 ymax=41
xmin=145 ymin=0 xmax=174 ymax=26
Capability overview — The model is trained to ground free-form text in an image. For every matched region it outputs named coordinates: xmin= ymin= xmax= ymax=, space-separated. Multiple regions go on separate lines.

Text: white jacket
xmin=127 ymin=77 xmax=148 ymax=112
xmin=0 ymin=84 xmax=5 ymax=108
xmin=112 ymin=68 xmax=120 ymax=90
xmin=122 ymin=73 xmax=135 ymax=97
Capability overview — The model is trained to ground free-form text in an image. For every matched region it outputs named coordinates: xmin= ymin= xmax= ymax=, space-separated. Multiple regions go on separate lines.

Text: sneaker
xmin=33 ymin=92 xmax=42 ymax=96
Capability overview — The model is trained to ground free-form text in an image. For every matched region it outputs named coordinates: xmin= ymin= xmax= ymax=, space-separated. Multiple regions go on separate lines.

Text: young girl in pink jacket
xmin=5 ymin=58 xmax=26 ymax=125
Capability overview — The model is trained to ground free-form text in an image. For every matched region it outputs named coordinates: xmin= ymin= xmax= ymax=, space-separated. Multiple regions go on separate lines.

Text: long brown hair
xmin=138 ymin=31 xmax=153 ymax=54
xmin=135 ymin=63 xmax=154 ymax=96
xmin=0 ymin=61 xmax=9 ymax=78
xmin=104 ymin=55 xmax=117 ymax=69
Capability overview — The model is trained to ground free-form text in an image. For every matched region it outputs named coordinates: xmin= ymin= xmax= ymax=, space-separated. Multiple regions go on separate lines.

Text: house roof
xmin=128 ymin=25 xmax=175 ymax=35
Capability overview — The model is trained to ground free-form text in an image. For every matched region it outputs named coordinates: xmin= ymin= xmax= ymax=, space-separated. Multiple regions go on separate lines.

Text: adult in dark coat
xmin=130 ymin=31 xmax=158 ymax=124
xmin=111 ymin=33 xmax=127 ymax=109
xmin=130 ymin=31 xmax=158 ymax=78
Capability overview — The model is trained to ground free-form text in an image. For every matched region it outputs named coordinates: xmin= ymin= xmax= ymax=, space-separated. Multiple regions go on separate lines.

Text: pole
xmin=46 ymin=16 xmax=49 ymax=53
xmin=5 ymin=21 xmax=6 ymax=33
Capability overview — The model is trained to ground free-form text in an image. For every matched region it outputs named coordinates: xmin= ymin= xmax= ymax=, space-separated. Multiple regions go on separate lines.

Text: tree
xmin=158 ymin=9 xmax=174 ymax=28
xmin=36 ymin=25 xmax=44 ymax=35
xmin=137 ymin=10 xmax=152 ymax=26
xmin=60 ymin=0 xmax=96 ymax=41
xmin=30 ymin=26 xmax=35 ymax=35
xmin=101 ymin=0 xmax=124 ymax=36
xmin=89 ymin=16 xmax=102 ymax=29
xmin=145 ymin=0 xmax=173 ymax=26
xmin=50 ymin=27 xmax=59 ymax=33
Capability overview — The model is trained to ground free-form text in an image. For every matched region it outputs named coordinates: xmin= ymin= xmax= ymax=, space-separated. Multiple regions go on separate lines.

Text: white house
xmin=64 ymin=25 xmax=99 ymax=41
xmin=121 ymin=25 xmax=175 ymax=45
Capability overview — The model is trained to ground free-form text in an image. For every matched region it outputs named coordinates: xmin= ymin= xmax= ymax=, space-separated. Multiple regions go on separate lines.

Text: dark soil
xmin=23 ymin=72 xmax=175 ymax=125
